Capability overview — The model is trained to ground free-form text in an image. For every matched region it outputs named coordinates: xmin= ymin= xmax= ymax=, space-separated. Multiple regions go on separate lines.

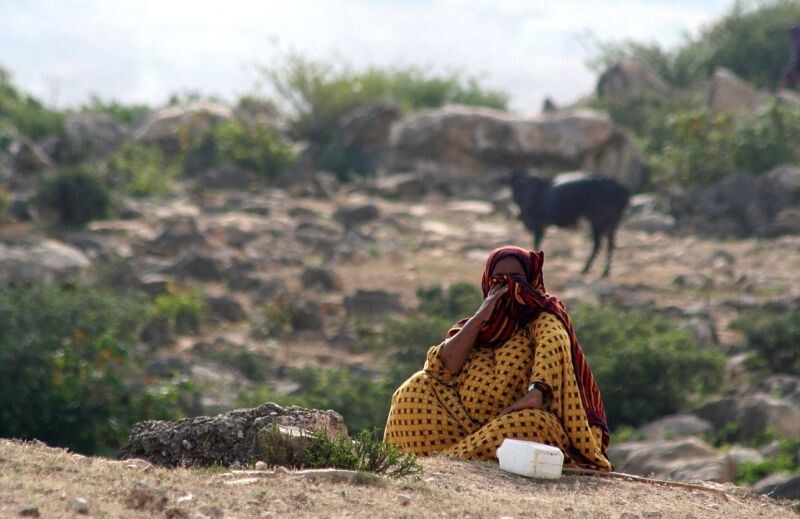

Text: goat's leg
xmin=601 ymin=230 xmax=616 ymax=278
xmin=534 ymin=226 xmax=546 ymax=250
xmin=583 ymin=227 xmax=602 ymax=275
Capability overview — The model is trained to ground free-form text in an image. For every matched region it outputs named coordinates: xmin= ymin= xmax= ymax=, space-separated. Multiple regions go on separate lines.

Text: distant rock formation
xmin=596 ymin=58 xmax=670 ymax=98
xmin=382 ymin=106 xmax=642 ymax=190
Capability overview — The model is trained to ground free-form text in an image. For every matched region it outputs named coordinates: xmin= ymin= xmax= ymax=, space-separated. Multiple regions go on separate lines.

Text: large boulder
xmin=333 ymin=101 xmax=401 ymax=173
xmin=609 ymin=438 xmax=734 ymax=482
xmin=132 ymin=101 xmax=233 ymax=152
xmin=62 ymin=113 xmax=128 ymax=159
xmin=634 ymin=414 xmax=713 ymax=441
xmin=384 ymin=106 xmax=642 ymax=190
xmin=708 ymin=68 xmax=767 ymax=113
xmin=693 ymin=393 xmax=800 ymax=441
xmin=670 ymin=167 xmax=800 ymax=237
xmin=9 ymin=138 xmax=53 ymax=177
xmin=118 ymin=403 xmax=347 ymax=468
xmin=596 ymin=58 xmax=670 ymax=98
xmin=0 ymin=238 xmax=91 ymax=283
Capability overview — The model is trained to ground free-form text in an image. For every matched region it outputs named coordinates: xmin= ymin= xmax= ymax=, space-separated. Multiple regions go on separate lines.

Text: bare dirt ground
xmin=1 ymin=439 xmax=796 ymax=518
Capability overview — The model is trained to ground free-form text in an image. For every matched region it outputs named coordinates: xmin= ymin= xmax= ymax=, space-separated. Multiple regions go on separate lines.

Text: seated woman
xmin=384 ymin=245 xmax=612 ymax=471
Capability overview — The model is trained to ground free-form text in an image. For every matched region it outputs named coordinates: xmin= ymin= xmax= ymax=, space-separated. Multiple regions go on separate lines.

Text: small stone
xmin=255 ymin=461 xmax=269 ymax=471
xmin=165 ymin=508 xmax=190 ymax=519
xmin=69 ymin=498 xmax=89 ymax=514
xmin=619 ymin=514 xmax=639 ymax=519
xmin=125 ymin=484 xmax=168 ymax=512
xmin=195 ymin=505 xmax=224 ymax=519
xmin=18 ymin=506 xmax=40 ymax=517
xmin=398 ymin=494 xmax=412 ymax=506
xmin=275 ymin=466 xmax=290 ymax=474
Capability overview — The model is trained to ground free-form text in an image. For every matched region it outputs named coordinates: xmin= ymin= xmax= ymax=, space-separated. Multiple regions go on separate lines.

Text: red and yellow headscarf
xmin=447 ymin=245 xmax=610 ymax=442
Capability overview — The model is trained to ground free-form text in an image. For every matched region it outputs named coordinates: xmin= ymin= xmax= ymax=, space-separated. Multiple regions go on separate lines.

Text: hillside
xmin=1 ymin=439 xmax=796 ymax=518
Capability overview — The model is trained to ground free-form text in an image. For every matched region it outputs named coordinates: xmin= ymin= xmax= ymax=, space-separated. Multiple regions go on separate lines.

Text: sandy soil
xmin=0 ymin=439 xmax=796 ymax=518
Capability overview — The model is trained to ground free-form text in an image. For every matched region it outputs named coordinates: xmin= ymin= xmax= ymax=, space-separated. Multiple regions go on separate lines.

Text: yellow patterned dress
xmin=384 ymin=311 xmax=611 ymax=470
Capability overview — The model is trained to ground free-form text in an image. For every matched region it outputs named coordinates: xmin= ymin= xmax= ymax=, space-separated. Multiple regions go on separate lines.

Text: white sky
xmin=0 ymin=0 xmax=732 ymax=112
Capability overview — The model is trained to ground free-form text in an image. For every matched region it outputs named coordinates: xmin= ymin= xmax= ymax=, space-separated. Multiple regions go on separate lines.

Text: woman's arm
xmin=439 ymin=284 xmax=507 ymax=374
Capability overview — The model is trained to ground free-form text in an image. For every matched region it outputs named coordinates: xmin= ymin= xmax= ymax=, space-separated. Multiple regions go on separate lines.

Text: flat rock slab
xmin=118 ymin=403 xmax=347 ymax=468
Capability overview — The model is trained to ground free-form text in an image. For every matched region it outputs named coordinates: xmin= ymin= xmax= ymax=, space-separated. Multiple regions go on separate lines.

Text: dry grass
xmin=0 ymin=439 xmax=795 ymax=518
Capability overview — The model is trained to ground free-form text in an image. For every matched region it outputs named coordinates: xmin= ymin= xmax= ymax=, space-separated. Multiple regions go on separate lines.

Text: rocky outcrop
xmin=118 ymin=403 xmax=347 ymax=468
xmin=634 ymin=414 xmax=713 ymax=441
xmin=670 ymin=165 xmax=800 ymax=237
xmin=693 ymin=393 xmax=800 ymax=441
xmin=708 ymin=68 xmax=767 ymax=113
xmin=597 ymin=58 xmax=670 ymax=98
xmin=334 ymin=101 xmax=401 ymax=174
xmin=132 ymin=102 xmax=233 ymax=152
xmin=609 ymin=438 xmax=735 ymax=482
xmin=62 ymin=113 xmax=128 ymax=159
xmin=384 ymin=106 xmax=642 ymax=189
xmin=0 ymin=238 xmax=91 ymax=283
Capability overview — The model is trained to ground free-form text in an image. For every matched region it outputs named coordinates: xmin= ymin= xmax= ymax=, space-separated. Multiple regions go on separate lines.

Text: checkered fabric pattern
xmin=384 ymin=312 xmax=612 ymax=471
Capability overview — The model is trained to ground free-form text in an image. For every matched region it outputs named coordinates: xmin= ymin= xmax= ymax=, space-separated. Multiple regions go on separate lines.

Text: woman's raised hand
xmin=474 ymin=283 xmax=508 ymax=323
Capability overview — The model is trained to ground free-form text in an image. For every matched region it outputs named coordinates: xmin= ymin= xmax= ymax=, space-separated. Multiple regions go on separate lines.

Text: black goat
xmin=510 ymin=171 xmax=630 ymax=277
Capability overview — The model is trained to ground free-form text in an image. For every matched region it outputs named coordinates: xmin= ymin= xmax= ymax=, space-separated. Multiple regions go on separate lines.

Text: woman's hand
xmin=474 ymin=283 xmax=508 ymax=323
xmin=499 ymin=389 xmax=544 ymax=416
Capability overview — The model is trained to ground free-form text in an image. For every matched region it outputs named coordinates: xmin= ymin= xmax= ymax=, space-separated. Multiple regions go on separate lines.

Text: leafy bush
xmin=700 ymin=0 xmax=800 ymax=90
xmin=36 ymin=167 xmax=111 ymax=225
xmin=214 ymin=120 xmax=294 ymax=180
xmin=0 ymin=67 xmax=64 ymax=140
xmin=592 ymin=96 xmax=800 ymax=189
xmin=732 ymin=309 xmax=800 ymax=375
xmin=81 ymin=94 xmax=150 ymax=125
xmin=261 ymin=52 xmax=508 ymax=177
xmin=572 ymin=303 xmax=725 ymax=428
xmin=258 ymin=425 xmax=420 ymax=477
xmin=105 ymin=142 xmax=177 ymax=197
xmin=151 ymin=283 xmax=206 ymax=334
xmin=417 ymin=282 xmax=482 ymax=322
xmin=0 ymin=283 xmax=189 ymax=455
xmin=0 ymin=186 xmax=9 ymax=221
xmin=181 ymin=119 xmax=293 ymax=181
xmin=264 ymin=52 xmax=508 ymax=142
xmin=585 ymin=1 xmax=800 ymax=90
xmin=735 ymin=436 xmax=800 ymax=484
xmin=254 ymin=296 xmax=295 ymax=339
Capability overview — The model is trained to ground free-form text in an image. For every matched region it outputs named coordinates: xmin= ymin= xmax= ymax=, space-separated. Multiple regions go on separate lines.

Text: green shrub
xmin=0 ymin=67 xmax=64 ymax=140
xmin=255 ymin=296 xmax=295 ymax=339
xmin=106 ymin=142 xmax=177 ymax=197
xmin=0 ymin=283 xmax=189 ymax=455
xmin=261 ymin=52 xmax=508 ymax=177
xmin=592 ymin=96 xmax=800 ymax=189
xmin=571 ymin=303 xmax=725 ymax=428
xmin=36 ymin=167 xmax=111 ymax=225
xmin=151 ymin=283 xmax=206 ymax=334
xmin=258 ymin=425 xmax=420 ymax=477
xmin=585 ymin=1 xmax=800 ymax=91
xmin=417 ymin=282 xmax=482 ymax=322
xmin=735 ymin=436 xmax=800 ymax=484
xmin=214 ymin=120 xmax=294 ymax=180
xmin=732 ymin=309 xmax=800 ymax=375
xmin=81 ymin=94 xmax=150 ymax=125
xmin=0 ymin=186 xmax=9 ymax=222
xmin=181 ymin=119 xmax=293 ymax=181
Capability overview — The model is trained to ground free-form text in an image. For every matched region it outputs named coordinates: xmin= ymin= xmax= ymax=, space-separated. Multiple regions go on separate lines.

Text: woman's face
xmin=491 ymin=256 xmax=527 ymax=279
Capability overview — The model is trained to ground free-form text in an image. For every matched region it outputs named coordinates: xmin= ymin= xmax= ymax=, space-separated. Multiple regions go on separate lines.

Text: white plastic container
xmin=496 ymin=439 xmax=564 ymax=479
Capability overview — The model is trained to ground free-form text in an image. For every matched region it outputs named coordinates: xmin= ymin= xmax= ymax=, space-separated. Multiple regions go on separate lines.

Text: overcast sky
xmin=0 ymin=0 xmax=733 ymax=112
